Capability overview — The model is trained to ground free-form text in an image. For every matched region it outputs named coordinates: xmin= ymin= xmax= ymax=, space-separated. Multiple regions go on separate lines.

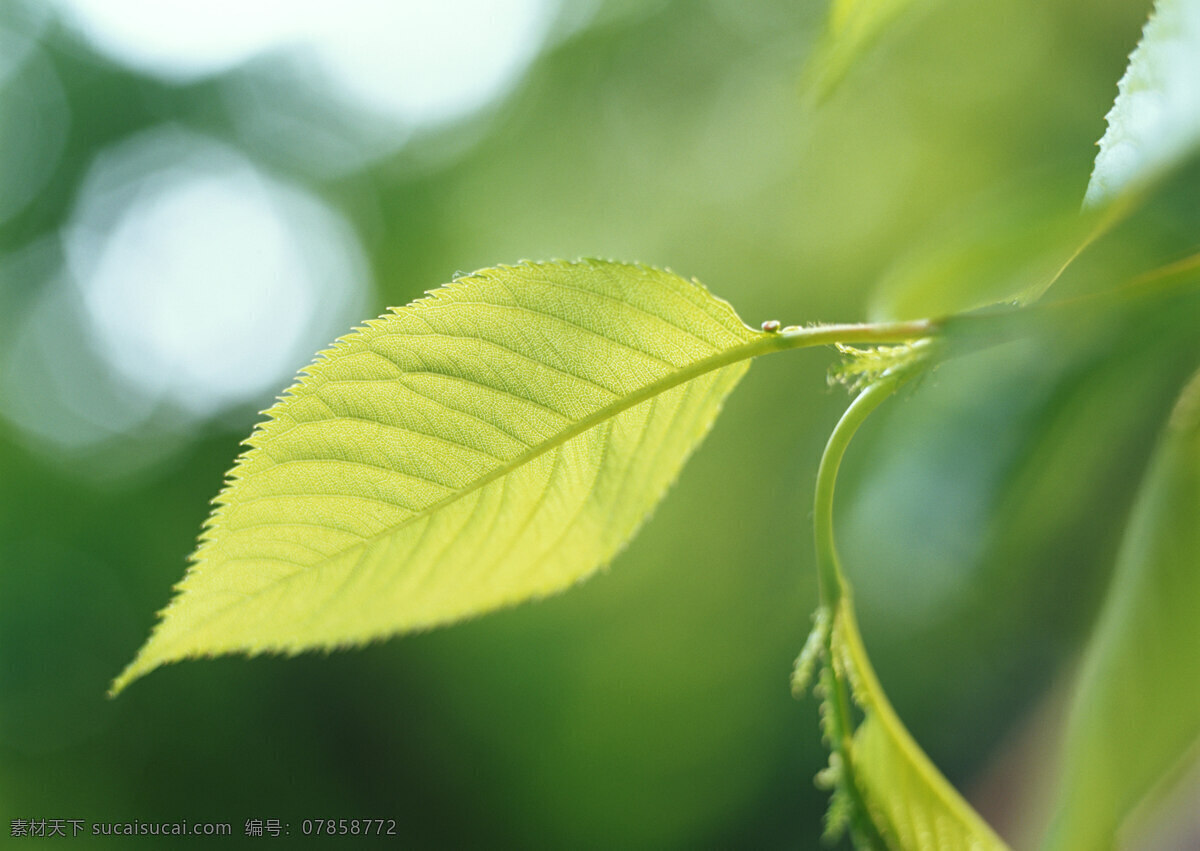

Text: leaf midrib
xmin=211 ymin=334 xmax=772 ymax=584
xmin=176 ymin=322 xmax=930 ymax=643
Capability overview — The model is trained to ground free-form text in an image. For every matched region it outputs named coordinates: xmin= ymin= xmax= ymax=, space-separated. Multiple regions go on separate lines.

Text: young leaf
xmin=829 ymin=596 xmax=1010 ymax=850
xmin=804 ymin=375 xmax=1009 ymax=850
xmin=1085 ymin=0 xmax=1200 ymax=207
xmin=111 ymin=260 xmax=763 ymax=695
xmin=1044 ymin=369 xmax=1200 ymax=850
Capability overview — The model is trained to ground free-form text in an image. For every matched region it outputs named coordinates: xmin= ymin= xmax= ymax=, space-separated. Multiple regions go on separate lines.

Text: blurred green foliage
xmin=1 ymin=0 xmax=1196 ymax=847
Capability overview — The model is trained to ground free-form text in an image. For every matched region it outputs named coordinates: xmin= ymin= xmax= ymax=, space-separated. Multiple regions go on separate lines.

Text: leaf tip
xmin=107 ymin=652 xmax=158 ymax=698
xmin=107 ymin=592 xmax=194 ymax=697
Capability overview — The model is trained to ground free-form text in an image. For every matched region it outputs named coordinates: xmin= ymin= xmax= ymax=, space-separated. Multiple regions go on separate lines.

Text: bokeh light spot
xmin=0 ymin=128 xmax=371 ymax=472
xmin=53 ymin=0 xmax=557 ymax=129
xmin=65 ymin=128 xmax=372 ymax=418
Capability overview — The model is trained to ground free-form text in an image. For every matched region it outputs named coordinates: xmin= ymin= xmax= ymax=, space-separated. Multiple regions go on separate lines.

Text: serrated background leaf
xmin=112 ymin=260 xmax=760 ymax=694
xmin=1044 ymin=369 xmax=1200 ymax=850
xmin=1085 ymin=0 xmax=1200 ymax=207
xmin=833 ymin=599 xmax=1010 ymax=850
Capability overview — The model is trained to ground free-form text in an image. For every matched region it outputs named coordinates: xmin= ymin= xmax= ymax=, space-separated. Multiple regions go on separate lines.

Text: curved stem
xmin=810 ymin=374 xmax=915 ymax=850
xmin=813 ymin=376 xmax=905 ymax=608
xmin=770 ymin=319 xmax=935 ymax=353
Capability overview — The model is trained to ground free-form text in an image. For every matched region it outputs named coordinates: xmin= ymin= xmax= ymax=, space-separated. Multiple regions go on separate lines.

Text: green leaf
xmin=828 ymin=596 xmax=1010 ymax=850
xmin=868 ymin=185 xmax=1103 ymax=321
xmin=799 ymin=370 xmax=1005 ymax=848
xmin=1044 ymin=368 xmax=1200 ymax=850
xmin=802 ymin=0 xmax=933 ymax=103
xmin=1085 ymin=0 xmax=1200 ymax=208
xmin=111 ymin=260 xmax=762 ymax=695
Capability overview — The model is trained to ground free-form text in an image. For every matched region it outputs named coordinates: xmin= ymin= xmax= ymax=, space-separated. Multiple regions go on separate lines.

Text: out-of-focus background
xmin=2 ymin=0 xmax=1196 ymax=846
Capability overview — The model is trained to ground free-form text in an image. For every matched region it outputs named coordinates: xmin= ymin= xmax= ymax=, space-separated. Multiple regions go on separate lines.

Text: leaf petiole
xmin=813 ymin=364 xmax=925 ymax=608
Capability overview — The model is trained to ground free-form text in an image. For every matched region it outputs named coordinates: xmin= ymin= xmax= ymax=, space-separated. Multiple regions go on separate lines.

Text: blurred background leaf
xmin=867 ymin=175 xmax=1101 ymax=321
xmin=1084 ymin=0 xmax=1200 ymax=207
xmin=1045 ymin=363 xmax=1200 ymax=850
xmin=1 ymin=0 xmax=1197 ymax=847
xmin=800 ymin=0 xmax=934 ymax=105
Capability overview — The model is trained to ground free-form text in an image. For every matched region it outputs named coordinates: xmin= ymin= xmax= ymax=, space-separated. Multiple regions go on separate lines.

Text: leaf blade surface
xmin=1045 ymin=368 xmax=1200 ymax=849
xmin=112 ymin=260 xmax=761 ymax=694
xmin=831 ymin=597 xmax=1010 ymax=850
xmin=1085 ymin=0 xmax=1200 ymax=207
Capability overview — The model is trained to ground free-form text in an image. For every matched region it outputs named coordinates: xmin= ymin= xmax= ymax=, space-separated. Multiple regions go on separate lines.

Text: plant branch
xmin=812 ymin=375 xmax=909 ymax=608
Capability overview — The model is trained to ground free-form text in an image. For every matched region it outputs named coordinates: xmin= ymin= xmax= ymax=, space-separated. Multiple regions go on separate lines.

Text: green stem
xmin=821 ymin=640 xmax=890 ymax=851
xmin=813 ymin=376 xmax=907 ymax=608
xmin=810 ymin=375 xmax=920 ymax=851
xmin=770 ymin=319 xmax=935 ymax=352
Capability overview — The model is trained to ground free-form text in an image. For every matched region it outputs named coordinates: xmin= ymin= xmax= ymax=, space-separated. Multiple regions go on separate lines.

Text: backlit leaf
xmin=111 ymin=260 xmax=762 ymax=694
xmin=1044 ymin=368 xmax=1200 ymax=849
xmin=1085 ymin=0 xmax=1200 ymax=207
xmin=827 ymin=596 xmax=1009 ymax=849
